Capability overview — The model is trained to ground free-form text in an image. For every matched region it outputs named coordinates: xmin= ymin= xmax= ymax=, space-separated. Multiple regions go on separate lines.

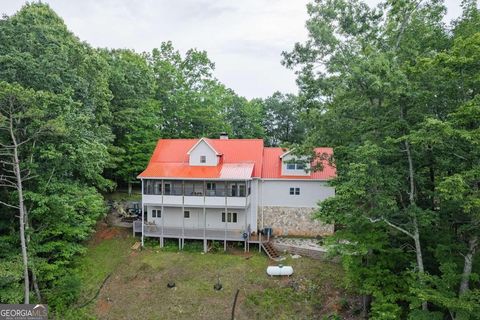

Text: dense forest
xmin=0 ymin=0 xmax=479 ymax=319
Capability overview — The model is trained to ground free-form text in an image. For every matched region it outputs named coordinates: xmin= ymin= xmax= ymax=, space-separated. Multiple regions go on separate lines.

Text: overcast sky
xmin=2 ymin=0 xmax=464 ymax=99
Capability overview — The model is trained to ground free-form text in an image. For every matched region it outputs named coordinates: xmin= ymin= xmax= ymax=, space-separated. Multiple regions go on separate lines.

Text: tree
xmin=101 ymin=49 xmax=160 ymax=192
xmin=0 ymin=81 xmax=74 ymax=303
xmin=283 ymin=0 xmax=479 ymax=317
xmin=0 ymin=3 xmax=112 ymax=307
xmin=262 ymin=92 xmax=305 ymax=146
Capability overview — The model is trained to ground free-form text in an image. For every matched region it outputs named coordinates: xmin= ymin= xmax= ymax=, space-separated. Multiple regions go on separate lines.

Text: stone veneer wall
xmin=258 ymin=206 xmax=334 ymax=237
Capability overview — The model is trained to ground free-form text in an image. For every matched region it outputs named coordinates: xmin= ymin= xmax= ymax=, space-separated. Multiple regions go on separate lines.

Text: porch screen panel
xmin=172 ymin=181 xmax=183 ymax=195
xmin=145 ymin=180 xmax=162 ymax=195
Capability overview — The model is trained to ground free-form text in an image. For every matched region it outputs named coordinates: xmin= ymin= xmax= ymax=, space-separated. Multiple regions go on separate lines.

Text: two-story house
xmin=134 ymin=135 xmax=336 ymax=252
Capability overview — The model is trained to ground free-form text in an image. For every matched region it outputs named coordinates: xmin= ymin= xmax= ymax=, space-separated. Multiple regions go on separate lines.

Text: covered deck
xmin=133 ymin=220 xmax=265 ymax=252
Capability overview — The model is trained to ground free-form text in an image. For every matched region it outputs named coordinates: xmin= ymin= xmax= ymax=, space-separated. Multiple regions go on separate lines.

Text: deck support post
xmin=182 ymin=180 xmax=185 ymax=251
xmin=178 ymin=238 xmax=181 ymax=250
xmin=224 ymin=181 xmax=228 ymax=252
xmin=141 ymin=179 xmax=144 ymax=247
xmin=245 ymin=179 xmax=248 ymax=252
xmin=160 ymin=236 xmax=164 ymax=248
xmin=203 ymin=206 xmax=207 ymax=253
xmin=259 ymin=233 xmax=262 ymax=252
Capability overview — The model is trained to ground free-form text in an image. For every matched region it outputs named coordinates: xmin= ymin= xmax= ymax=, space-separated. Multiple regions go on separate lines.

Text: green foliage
xmin=285 ymin=0 xmax=480 ymax=318
xmin=261 ymin=92 xmax=306 ymax=146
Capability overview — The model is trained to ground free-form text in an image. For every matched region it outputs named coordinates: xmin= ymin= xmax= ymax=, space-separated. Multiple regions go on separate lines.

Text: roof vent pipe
xmin=219 ymin=132 xmax=229 ymax=140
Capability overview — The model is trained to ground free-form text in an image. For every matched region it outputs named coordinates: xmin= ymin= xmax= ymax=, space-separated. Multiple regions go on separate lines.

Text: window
xmin=200 ymin=155 xmax=206 ymax=163
xmin=184 ymin=211 xmax=190 ymax=218
xmin=206 ymin=182 xmax=216 ymax=196
xmin=289 ymin=187 xmax=300 ymax=195
xmin=230 ymin=183 xmax=237 ymax=197
xmin=164 ymin=183 xmax=171 ymax=195
xmin=239 ymin=184 xmax=246 ymax=197
xmin=227 ymin=182 xmax=246 ymax=197
xmin=207 ymin=182 xmax=216 ymax=190
xmin=152 ymin=209 xmax=161 ymax=218
xmin=222 ymin=212 xmax=237 ymax=223
xmin=286 ymin=162 xmax=307 ymax=170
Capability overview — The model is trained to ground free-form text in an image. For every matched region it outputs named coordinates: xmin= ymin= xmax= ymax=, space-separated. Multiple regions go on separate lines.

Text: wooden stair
xmin=261 ymin=241 xmax=281 ymax=260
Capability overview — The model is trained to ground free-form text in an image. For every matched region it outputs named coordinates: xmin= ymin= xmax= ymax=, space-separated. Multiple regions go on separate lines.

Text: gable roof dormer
xmin=187 ymin=138 xmax=221 ymax=166
xmin=187 ymin=138 xmax=221 ymax=156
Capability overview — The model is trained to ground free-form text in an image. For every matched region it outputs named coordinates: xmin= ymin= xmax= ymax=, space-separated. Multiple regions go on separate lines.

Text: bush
xmin=45 ymin=272 xmax=82 ymax=312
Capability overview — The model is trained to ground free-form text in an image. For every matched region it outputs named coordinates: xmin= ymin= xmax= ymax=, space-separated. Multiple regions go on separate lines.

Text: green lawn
xmin=69 ymin=228 xmax=357 ymax=320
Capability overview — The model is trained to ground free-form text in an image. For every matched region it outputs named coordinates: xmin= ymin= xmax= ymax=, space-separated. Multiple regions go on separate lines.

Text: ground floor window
xmin=289 ymin=187 xmax=300 ymax=195
xmin=152 ymin=209 xmax=161 ymax=218
xmin=221 ymin=212 xmax=237 ymax=223
xmin=184 ymin=210 xmax=190 ymax=218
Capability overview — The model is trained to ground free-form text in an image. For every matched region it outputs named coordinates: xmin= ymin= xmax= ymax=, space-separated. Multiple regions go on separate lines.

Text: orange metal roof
xmin=261 ymin=147 xmax=336 ymax=180
xmin=138 ymin=138 xmax=336 ymax=180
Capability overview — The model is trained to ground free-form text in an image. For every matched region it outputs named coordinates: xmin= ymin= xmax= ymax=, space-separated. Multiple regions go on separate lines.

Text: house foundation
xmin=260 ymin=206 xmax=334 ymax=237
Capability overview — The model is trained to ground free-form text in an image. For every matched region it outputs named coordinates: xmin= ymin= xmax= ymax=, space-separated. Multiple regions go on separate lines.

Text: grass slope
xmin=70 ymin=228 xmax=357 ymax=319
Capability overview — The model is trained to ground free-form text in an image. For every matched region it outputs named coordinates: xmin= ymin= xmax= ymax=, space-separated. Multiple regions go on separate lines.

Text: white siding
xmin=249 ymin=179 xmax=259 ymax=231
xmin=146 ymin=206 xmax=246 ymax=231
xmin=189 ymin=140 xmax=218 ymax=166
xmin=260 ymin=180 xmax=334 ymax=208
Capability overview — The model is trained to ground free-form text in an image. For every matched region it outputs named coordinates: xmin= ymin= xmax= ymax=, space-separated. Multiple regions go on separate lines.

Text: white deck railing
xmin=133 ymin=220 xmax=245 ymax=241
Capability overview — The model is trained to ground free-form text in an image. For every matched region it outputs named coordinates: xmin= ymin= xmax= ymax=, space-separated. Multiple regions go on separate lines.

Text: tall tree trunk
xmin=404 ymin=139 xmax=428 ymax=311
xmin=459 ymin=235 xmax=478 ymax=296
xmin=11 ymin=132 xmax=29 ymax=304
xmin=128 ymin=181 xmax=132 ymax=196
xmin=10 ymin=115 xmax=30 ymax=304
xmin=25 ymin=211 xmax=41 ymax=302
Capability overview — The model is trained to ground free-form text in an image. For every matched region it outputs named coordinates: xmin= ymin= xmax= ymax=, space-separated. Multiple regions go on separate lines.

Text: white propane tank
xmin=266 ymin=265 xmax=294 ymax=276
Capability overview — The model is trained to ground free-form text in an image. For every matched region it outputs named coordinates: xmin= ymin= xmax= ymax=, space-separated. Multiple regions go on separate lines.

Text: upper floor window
xmin=286 ymin=162 xmax=306 ymax=170
xmin=164 ymin=183 xmax=171 ymax=195
xmin=289 ymin=187 xmax=300 ymax=195
xmin=227 ymin=182 xmax=246 ymax=197
xmin=184 ymin=210 xmax=190 ymax=218
xmin=200 ymin=155 xmax=206 ymax=163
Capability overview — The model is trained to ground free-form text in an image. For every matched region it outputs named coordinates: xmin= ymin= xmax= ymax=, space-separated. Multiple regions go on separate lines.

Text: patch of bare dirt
xmin=95 ymin=298 xmax=112 ymax=316
xmin=91 ymin=223 xmax=128 ymax=245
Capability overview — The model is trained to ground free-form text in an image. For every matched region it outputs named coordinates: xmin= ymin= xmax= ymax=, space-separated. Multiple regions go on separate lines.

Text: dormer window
xmin=187 ymin=138 xmax=220 ymax=166
xmin=286 ymin=162 xmax=306 ymax=170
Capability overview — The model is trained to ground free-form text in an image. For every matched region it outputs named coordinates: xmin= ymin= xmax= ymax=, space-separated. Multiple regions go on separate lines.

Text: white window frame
xmin=152 ymin=209 xmax=161 ymax=218
xmin=286 ymin=162 xmax=306 ymax=170
xmin=289 ymin=187 xmax=300 ymax=195
xmin=221 ymin=212 xmax=237 ymax=223
xmin=200 ymin=155 xmax=206 ymax=163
